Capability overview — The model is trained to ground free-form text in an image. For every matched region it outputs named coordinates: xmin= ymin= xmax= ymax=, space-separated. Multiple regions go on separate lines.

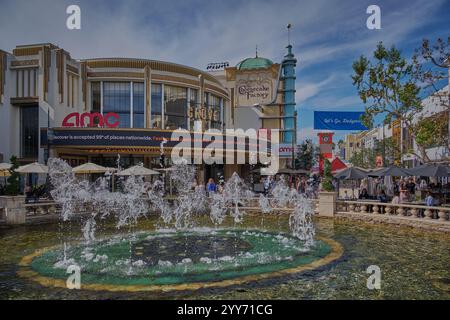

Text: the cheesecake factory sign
xmin=236 ymin=75 xmax=273 ymax=106
xmin=187 ymin=105 xmax=220 ymax=122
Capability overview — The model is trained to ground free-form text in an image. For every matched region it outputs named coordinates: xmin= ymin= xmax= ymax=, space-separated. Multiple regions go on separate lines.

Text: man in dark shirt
xmin=406 ymin=178 xmax=416 ymax=199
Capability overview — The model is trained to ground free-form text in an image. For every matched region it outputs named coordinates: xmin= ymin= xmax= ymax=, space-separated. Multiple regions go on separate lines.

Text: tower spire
xmin=255 ymin=45 xmax=258 ymax=58
xmin=287 ymin=23 xmax=292 ymax=46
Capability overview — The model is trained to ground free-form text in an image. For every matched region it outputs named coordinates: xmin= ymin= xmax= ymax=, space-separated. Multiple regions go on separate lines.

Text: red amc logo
xmin=62 ymin=112 xmax=120 ymax=128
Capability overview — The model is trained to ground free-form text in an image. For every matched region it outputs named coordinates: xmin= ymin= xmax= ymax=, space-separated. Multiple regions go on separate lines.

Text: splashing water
xmin=48 ymin=157 xmax=315 ymax=251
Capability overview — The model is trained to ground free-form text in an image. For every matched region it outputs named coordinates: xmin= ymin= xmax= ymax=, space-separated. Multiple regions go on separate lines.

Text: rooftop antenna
xmin=287 ymin=23 xmax=292 ymax=46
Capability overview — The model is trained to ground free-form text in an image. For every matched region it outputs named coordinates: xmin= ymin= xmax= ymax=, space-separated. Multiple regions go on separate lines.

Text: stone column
xmin=438 ymin=210 xmax=447 ymax=221
xmin=0 ymin=196 xmax=26 ymax=225
xmin=318 ymin=192 xmax=337 ymax=217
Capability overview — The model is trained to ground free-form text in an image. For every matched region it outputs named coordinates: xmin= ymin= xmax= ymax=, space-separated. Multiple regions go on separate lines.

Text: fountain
xmin=17 ymin=158 xmax=342 ymax=293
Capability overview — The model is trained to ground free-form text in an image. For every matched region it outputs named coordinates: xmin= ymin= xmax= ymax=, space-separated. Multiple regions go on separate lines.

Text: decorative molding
xmin=10 ymin=97 xmax=39 ymax=105
xmin=13 ymin=47 xmax=42 ymax=56
xmin=56 ymin=50 xmax=64 ymax=103
xmin=151 ymin=74 xmax=200 ymax=88
xmin=80 ymin=62 xmax=87 ymax=110
xmin=43 ymin=46 xmax=51 ymax=102
xmin=144 ymin=65 xmax=151 ymax=128
xmin=10 ymin=60 xmax=39 ymax=68
xmin=204 ymin=83 xmax=229 ymax=100
xmin=84 ymin=58 xmax=223 ymax=87
xmin=87 ymin=72 xmax=144 ymax=79
xmin=0 ymin=51 xmax=6 ymax=102
xmin=66 ymin=64 xmax=79 ymax=75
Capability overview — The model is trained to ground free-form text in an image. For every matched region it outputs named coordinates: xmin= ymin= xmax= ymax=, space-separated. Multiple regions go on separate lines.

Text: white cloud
xmin=296 ymin=74 xmax=336 ymax=103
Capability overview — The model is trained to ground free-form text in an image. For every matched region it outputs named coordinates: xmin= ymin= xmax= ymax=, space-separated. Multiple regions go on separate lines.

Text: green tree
xmin=322 ymin=159 xmax=334 ymax=192
xmin=412 ymin=37 xmax=449 ymax=157
xmin=6 ymin=155 xmax=20 ymax=196
xmin=352 ymin=42 xmax=428 ymax=161
xmin=295 ymin=139 xmax=316 ymax=170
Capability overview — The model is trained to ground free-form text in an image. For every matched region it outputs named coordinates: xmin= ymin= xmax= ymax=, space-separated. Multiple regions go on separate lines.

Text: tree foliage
xmin=321 ymin=159 xmax=334 ymax=192
xmin=6 ymin=155 xmax=20 ymax=196
xmin=412 ymin=37 xmax=449 ymax=157
xmin=295 ymin=139 xmax=316 ymax=170
xmin=352 ymin=42 xmax=430 ymax=162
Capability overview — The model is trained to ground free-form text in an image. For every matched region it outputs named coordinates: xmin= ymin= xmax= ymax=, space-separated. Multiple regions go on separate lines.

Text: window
xmin=209 ymin=94 xmax=222 ymax=130
xmin=164 ymin=85 xmax=187 ymax=130
xmin=103 ymin=82 xmax=131 ymax=128
xmin=189 ymin=89 xmax=199 ymax=130
xmin=151 ymin=84 xmax=162 ymax=128
xmin=133 ymin=82 xmax=145 ymax=128
xmin=91 ymin=82 xmax=101 ymax=113
xmin=21 ymin=105 xmax=39 ymax=159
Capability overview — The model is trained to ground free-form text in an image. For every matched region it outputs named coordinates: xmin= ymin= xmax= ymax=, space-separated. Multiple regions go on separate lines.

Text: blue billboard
xmin=314 ymin=111 xmax=368 ymax=131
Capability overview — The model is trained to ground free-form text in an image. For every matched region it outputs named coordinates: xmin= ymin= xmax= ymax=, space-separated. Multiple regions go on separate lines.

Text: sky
xmin=0 ymin=0 xmax=449 ymax=144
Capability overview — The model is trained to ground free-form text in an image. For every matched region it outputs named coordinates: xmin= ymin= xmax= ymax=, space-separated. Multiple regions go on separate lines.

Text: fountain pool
xmin=17 ymin=229 xmax=341 ymax=292
xmin=0 ymin=158 xmax=448 ymax=299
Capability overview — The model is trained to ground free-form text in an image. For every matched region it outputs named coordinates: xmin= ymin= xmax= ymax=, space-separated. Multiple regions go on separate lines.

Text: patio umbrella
xmin=72 ymin=162 xmax=108 ymax=174
xmin=334 ymin=167 xmax=368 ymax=199
xmin=334 ymin=167 xmax=368 ymax=180
xmin=0 ymin=163 xmax=12 ymax=171
xmin=16 ymin=162 xmax=48 ymax=174
xmin=368 ymin=166 xmax=412 ymax=177
xmin=408 ymin=164 xmax=450 ymax=177
xmin=16 ymin=162 xmax=49 ymax=189
xmin=117 ymin=165 xmax=160 ymax=176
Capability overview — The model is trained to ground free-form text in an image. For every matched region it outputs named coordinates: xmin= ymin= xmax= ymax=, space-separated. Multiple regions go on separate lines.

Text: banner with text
xmin=313 ymin=111 xmax=368 ymax=131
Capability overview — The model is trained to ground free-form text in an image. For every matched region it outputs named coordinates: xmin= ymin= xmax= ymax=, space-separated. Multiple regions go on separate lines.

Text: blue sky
xmin=0 ymin=0 xmax=449 ymax=144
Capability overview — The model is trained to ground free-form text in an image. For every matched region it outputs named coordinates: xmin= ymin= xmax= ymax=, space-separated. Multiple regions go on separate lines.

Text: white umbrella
xmin=72 ymin=162 xmax=108 ymax=174
xmin=0 ymin=163 xmax=12 ymax=171
xmin=117 ymin=165 xmax=160 ymax=176
xmin=16 ymin=162 xmax=48 ymax=174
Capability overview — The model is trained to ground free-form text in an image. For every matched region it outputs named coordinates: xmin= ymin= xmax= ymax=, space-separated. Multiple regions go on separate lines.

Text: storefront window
xmin=209 ymin=94 xmax=222 ymax=130
xmin=103 ymin=82 xmax=131 ymax=128
xmin=151 ymin=84 xmax=162 ymax=128
xmin=164 ymin=85 xmax=187 ymax=130
xmin=90 ymin=82 xmax=101 ymax=126
xmin=133 ymin=82 xmax=145 ymax=128
xmin=203 ymin=92 xmax=222 ymax=130
xmin=189 ymin=89 xmax=199 ymax=130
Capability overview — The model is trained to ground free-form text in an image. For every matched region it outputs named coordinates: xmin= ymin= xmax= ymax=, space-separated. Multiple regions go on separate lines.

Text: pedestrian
xmin=206 ymin=178 xmax=217 ymax=195
xmin=425 ymin=192 xmax=435 ymax=207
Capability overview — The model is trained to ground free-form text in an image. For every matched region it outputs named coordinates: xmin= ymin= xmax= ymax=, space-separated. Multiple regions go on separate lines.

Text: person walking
xmin=206 ymin=178 xmax=217 ymax=196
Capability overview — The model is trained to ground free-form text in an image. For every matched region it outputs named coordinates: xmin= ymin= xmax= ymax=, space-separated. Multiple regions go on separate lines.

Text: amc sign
xmin=278 ymin=144 xmax=296 ymax=158
xmin=62 ymin=112 xmax=120 ymax=128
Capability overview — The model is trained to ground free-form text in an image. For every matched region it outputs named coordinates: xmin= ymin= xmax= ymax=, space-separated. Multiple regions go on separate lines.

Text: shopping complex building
xmin=0 ymin=42 xmax=297 ymax=182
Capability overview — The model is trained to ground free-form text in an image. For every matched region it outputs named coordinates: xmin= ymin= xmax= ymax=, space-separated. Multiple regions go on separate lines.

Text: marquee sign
xmin=187 ymin=105 xmax=220 ymax=122
xmin=278 ymin=143 xmax=297 ymax=158
xmin=236 ymin=73 xmax=274 ymax=106
xmin=62 ymin=112 xmax=120 ymax=128
xmin=206 ymin=62 xmax=230 ymax=71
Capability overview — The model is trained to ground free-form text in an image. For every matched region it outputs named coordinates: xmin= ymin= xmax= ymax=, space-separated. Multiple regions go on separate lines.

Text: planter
xmin=0 ymin=195 xmax=26 ymax=225
xmin=318 ymin=192 xmax=337 ymax=217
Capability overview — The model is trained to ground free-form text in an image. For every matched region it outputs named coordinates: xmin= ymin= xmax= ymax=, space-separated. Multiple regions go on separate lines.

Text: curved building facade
xmin=0 ymin=42 xmax=297 ymax=181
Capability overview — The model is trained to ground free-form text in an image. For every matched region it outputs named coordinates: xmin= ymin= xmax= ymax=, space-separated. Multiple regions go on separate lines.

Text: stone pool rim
xmin=17 ymin=234 xmax=343 ymax=293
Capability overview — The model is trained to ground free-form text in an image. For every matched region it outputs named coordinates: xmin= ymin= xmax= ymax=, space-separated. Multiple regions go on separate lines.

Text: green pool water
xmin=0 ymin=215 xmax=449 ymax=299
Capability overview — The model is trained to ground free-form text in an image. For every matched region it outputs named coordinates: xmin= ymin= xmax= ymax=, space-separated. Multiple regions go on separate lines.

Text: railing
xmin=336 ymin=200 xmax=450 ymax=222
xmin=24 ymin=201 xmax=59 ymax=217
